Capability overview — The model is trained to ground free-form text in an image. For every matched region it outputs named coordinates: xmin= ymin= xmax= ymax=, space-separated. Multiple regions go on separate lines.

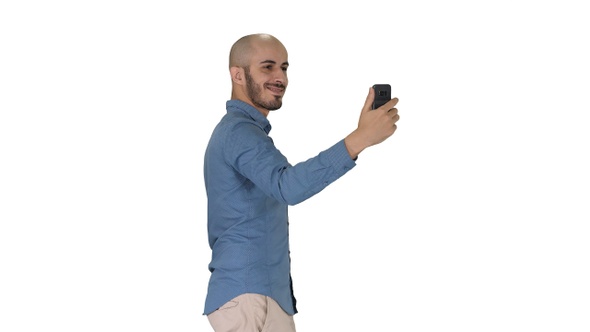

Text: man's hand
xmin=344 ymin=86 xmax=400 ymax=159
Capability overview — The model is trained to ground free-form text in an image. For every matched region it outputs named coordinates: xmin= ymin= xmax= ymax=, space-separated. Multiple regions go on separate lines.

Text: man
xmin=203 ymin=33 xmax=399 ymax=332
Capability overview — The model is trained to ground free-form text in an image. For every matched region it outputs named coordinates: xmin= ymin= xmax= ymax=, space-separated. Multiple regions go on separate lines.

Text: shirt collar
xmin=226 ymin=99 xmax=272 ymax=134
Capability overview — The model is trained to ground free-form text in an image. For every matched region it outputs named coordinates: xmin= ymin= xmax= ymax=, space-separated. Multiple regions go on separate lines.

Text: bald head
xmin=229 ymin=33 xmax=286 ymax=68
xmin=227 ymin=33 xmax=289 ymax=115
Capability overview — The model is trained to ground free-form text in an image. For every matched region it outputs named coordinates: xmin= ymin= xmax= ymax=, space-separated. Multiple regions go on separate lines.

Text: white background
xmin=1 ymin=1 xmax=589 ymax=331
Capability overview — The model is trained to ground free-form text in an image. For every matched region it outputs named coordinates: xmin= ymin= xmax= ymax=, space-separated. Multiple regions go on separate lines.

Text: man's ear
xmin=230 ymin=66 xmax=244 ymax=85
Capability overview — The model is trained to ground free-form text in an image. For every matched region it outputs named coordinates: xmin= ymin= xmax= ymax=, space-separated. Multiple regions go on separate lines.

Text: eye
xmin=265 ymin=65 xmax=273 ymax=70
xmin=281 ymin=67 xmax=288 ymax=72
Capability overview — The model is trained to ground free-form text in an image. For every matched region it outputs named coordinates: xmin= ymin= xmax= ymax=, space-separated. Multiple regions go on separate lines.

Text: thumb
xmin=361 ymin=86 xmax=375 ymax=114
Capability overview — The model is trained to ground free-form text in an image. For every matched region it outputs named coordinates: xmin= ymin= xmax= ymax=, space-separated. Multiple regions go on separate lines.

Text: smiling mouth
xmin=266 ymin=84 xmax=286 ymax=95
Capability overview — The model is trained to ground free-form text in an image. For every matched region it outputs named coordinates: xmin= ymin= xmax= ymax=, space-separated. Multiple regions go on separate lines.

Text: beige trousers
xmin=207 ymin=293 xmax=296 ymax=332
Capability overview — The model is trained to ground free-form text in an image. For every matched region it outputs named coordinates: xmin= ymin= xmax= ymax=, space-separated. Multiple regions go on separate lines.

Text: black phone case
xmin=372 ymin=84 xmax=391 ymax=109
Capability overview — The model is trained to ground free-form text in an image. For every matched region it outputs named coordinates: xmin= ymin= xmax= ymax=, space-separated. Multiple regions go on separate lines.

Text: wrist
xmin=344 ymin=130 xmax=368 ymax=160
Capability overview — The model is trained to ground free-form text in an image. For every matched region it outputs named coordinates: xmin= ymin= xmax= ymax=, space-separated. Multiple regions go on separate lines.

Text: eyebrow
xmin=260 ymin=60 xmax=289 ymax=67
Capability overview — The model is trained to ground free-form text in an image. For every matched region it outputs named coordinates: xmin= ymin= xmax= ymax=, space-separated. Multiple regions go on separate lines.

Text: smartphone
xmin=372 ymin=84 xmax=391 ymax=110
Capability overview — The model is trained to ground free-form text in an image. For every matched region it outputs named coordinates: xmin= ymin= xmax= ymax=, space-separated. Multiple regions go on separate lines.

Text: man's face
xmin=243 ymin=42 xmax=289 ymax=112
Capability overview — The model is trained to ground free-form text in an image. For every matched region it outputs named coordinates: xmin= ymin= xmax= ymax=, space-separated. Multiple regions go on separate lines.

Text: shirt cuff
xmin=327 ymin=139 xmax=357 ymax=174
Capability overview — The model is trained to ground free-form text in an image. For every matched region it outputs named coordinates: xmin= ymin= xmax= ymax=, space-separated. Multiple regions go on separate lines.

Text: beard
xmin=244 ymin=67 xmax=284 ymax=111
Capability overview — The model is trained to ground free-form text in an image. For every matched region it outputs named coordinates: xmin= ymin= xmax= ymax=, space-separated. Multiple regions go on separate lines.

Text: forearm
xmin=344 ymin=130 xmax=370 ymax=160
xmin=274 ymin=139 xmax=356 ymax=205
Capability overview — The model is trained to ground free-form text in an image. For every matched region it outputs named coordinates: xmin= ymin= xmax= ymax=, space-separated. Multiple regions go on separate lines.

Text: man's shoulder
xmin=212 ymin=115 xmax=247 ymax=134
xmin=215 ymin=110 xmax=265 ymax=134
xmin=208 ymin=114 xmax=266 ymax=154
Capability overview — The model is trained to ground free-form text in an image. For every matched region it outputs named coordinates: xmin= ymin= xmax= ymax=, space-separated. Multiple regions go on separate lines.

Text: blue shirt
xmin=203 ymin=99 xmax=356 ymax=315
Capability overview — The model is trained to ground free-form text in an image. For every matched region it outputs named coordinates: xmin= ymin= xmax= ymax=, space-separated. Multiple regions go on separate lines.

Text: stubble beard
xmin=244 ymin=67 xmax=284 ymax=111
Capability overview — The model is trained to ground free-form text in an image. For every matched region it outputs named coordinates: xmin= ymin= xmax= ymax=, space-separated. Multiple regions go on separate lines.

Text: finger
xmin=362 ymin=87 xmax=375 ymax=113
xmin=383 ymin=97 xmax=399 ymax=111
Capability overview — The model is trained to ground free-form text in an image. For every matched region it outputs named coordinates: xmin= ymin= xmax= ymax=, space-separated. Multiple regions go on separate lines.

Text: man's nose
xmin=273 ymin=70 xmax=287 ymax=85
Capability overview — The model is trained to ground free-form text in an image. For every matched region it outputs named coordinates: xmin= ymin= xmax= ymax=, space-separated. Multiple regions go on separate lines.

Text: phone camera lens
xmin=379 ymin=91 xmax=386 ymax=96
